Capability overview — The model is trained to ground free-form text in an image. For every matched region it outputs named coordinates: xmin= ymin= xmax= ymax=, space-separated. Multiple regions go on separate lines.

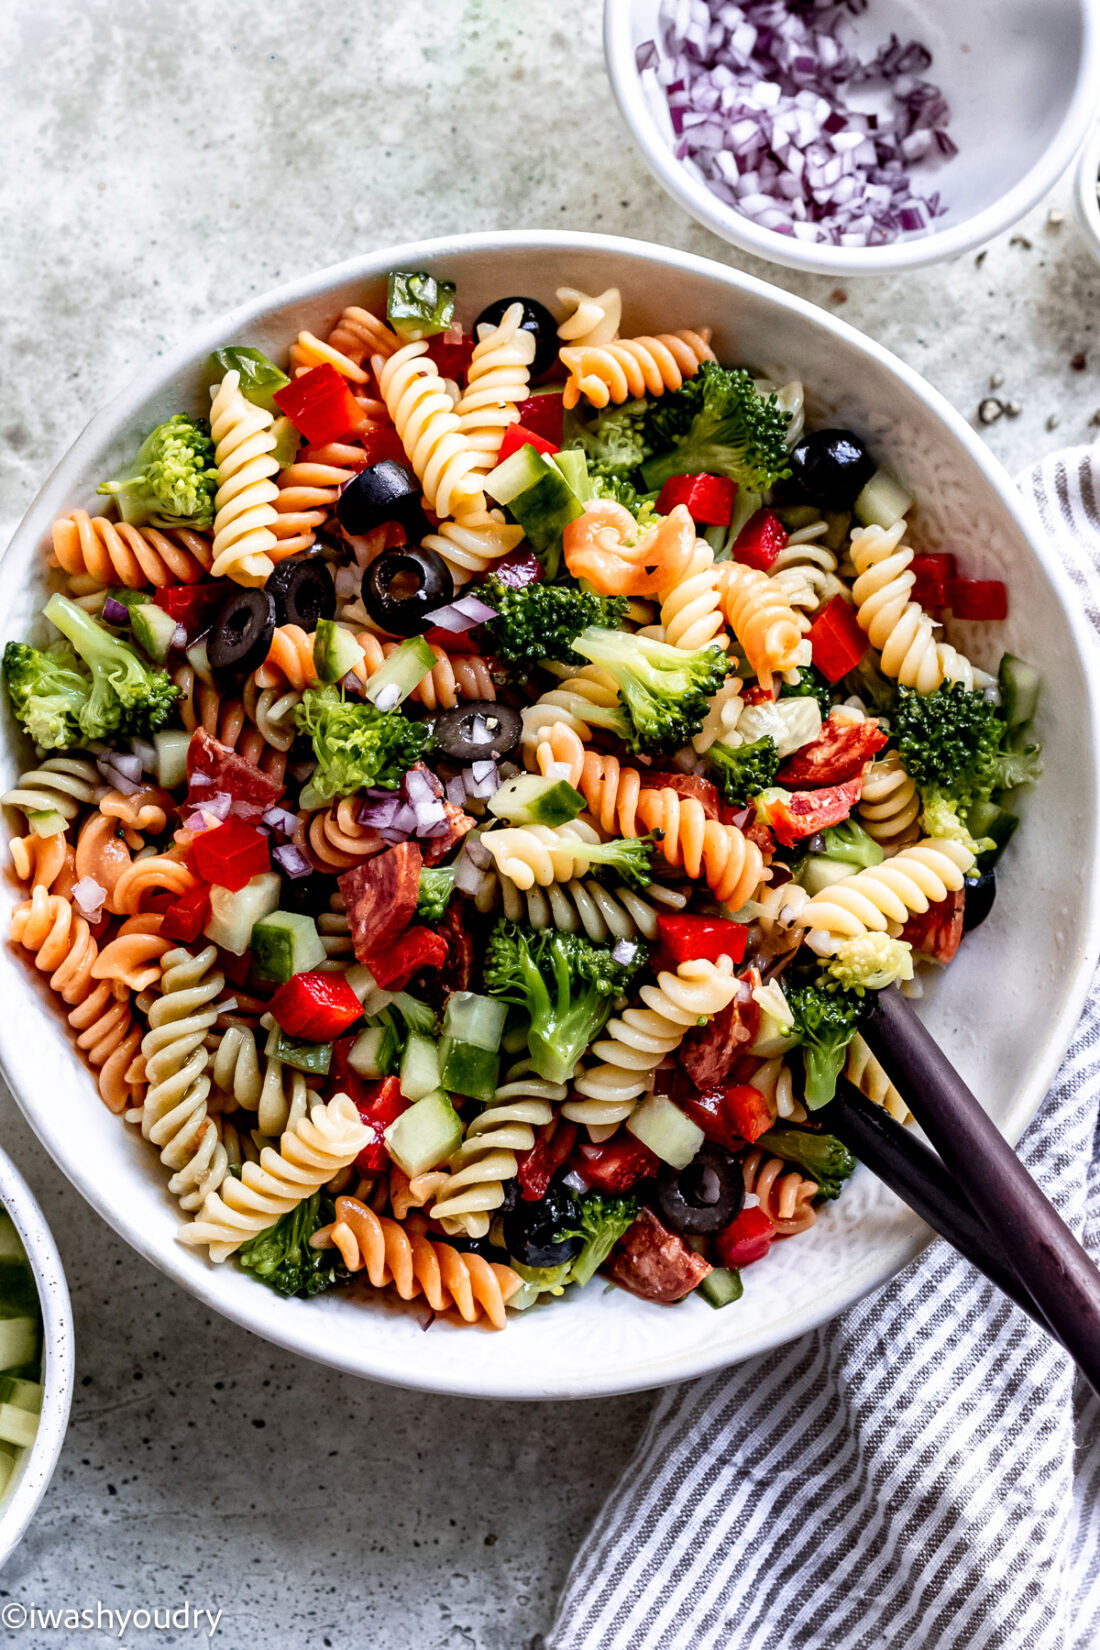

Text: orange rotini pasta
xmin=560 ymin=328 xmax=714 ymax=409
xmin=51 ymin=510 xmax=214 ymax=588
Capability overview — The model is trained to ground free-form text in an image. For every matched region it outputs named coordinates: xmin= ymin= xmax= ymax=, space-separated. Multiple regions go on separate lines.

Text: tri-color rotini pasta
xmin=2 ymin=269 xmax=1037 ymax=1327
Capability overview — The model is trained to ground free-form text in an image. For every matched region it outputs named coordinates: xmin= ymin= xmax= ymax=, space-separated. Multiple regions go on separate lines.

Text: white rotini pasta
xmin=858 ymin=752 xmax=922 ymax=854
xmin=520 ymin=666 xmax=623 ymax=762
xmin=372 ymin=342 xmax=486 ymax=521
xmin=1 ymin=757 xmax=104 ymax=832
xmin=482 ymin=873 xmax=688 ymax=944
xmin=797 ymin=838 xmax=974 ymax=952
xmin=480 ymin=820 xmax=609 ymax=891
xmin=850 ymin=522 xmax=983 ymax=693
xmin=178 ymin=1093 xmax=370 ymax=1261
xmin=419 ymin=510 xmax=526 ymax=583
xmin=208 ymin=370 xmax=280 ymax=585
xmin=455 ymin=301 xmax=536 ymax=471
xmin=429 ymin=1061 xmax=564 ymax=1238
xmin=845 ymin=1033 xmax=909 ymax=1123
xmin=658 ymin=533 xmax=728 ymax=652
xmin=556 ymin=285 xmax=622 ymax=346
xmin=565 ymin=957 xmax=740 ymax=1138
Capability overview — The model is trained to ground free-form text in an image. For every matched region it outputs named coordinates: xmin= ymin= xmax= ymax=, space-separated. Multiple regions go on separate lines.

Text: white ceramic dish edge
xmin=0 ymin=1146 xmax=73 ymax=1567
xmin=603 ymin=0 xmax=1100 ymax=277
xmin=2 ymin=230 xmax=1099 ymax=1400
xmin=1074 ymin=119 xmax=1100 ymax=264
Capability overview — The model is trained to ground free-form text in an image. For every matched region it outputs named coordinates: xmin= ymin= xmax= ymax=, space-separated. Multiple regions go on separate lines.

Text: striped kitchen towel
xmin=548 ymin=446 xmax=1100 ymax=1650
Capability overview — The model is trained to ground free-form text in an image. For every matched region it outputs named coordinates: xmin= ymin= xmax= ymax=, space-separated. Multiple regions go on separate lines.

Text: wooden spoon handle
xmin=861 ymin=987 xmax=1100 ymax=1392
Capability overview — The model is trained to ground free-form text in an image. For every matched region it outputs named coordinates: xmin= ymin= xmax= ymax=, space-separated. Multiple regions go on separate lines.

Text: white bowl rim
xmin=3 ymin=228 xmax=1100 ymax=1399
xmin=0 ymin=1145 xmax=73 ymax=1565
xmin=1074 ymin=118 xmax=1100 ymax=262
xmin=603 ymin=0 xmax=1100 ymax=276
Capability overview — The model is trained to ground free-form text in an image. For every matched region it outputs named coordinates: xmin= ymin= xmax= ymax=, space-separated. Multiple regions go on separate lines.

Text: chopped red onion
xmin=640 ymin=0 xmax=954 ymax=248
xmin=611 ymin=938 xmax=642 ymax=966
xmin=108 ymin=751 xmax=143 ymax=782
xmin=492 ymin=548 xmax=543 ymax=590
xmin=190 ymin=771 xmax=211 ymax=788
xmin=462 ymin=834 xmax=493 ymax=871
xmin=273 ymin=843 xmax=313 ymax=879
xmin=334 ymin=566 xmax=361 ymax=601
xmin=453 ymin=853 xmax=488 ymax=896
xmin=405 ymin=767 xmax=442 ymax=808
xmin=101 ymin=595 xmax=130 ymax=626
xmin=358 ymin=794 xmax=402 ymax=828
xmin=424 ymin=594 xmax=498 ymax=633
xmin=171 ymin=623 xmax=188 ymax=650
xmin=130 ymin=738 xmax=157 ymax=773
xmin=560 ymin=1168 xmax=590 ymax=1194
xmin=340 ymin=670 xmax=365 ymax=697
xmin=373 ymin=683 xmax=401 ymax=712
xmin=72 ymin=876 xmax=106 ymax=922
xmin=262 ymin=806 xmax=300 ymax=837
xmin=445 ymin=775 xmax=468 ymax=807
xmin=201 ymin=791 xmax=234 ymax=822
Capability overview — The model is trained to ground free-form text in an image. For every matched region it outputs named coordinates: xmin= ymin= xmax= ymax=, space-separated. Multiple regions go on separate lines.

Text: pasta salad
xmin=1 ymin=272 xmax=1041 ymax=1328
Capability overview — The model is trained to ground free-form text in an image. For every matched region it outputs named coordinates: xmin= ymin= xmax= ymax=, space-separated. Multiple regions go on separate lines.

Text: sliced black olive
xmin=444 ymin=1233 xmax=510 ymax=1261
xmin=502 ymin=1182 xmax=584 ymax=1270
xmin=277 ymin=872 xmax=333 ymax=919
xmin=789 ymin=429 xmax=875 ymax=510
xmin=207 ymin=588 xmax=275 ymax=674
xmin=656 ymin=1144 xmax=743 ymax=1236
xmin=337 ymin=459 xmax=426 ymax=537
xmin=433 ymin=700 xmax=521 ymax=763
xmin=265 ymin=559 xmax=335 ymax=630
xmin=363 ymin=546 xmax=454 ymax=638
xmin=474 ymin=296 xmax=559 ymax=378
xmin=963 ymin=866 xmax=997 ymax=932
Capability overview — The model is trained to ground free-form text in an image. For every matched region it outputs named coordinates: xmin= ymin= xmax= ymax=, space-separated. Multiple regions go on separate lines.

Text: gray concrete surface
xmin=0 ymin=2 xmax=1097 ymax=1647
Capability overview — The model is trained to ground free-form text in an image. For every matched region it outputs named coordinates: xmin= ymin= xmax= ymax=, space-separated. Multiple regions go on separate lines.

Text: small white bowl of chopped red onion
xmin=606 ymin=0 xmax=1100 ymax=275
xmin=1074 ymin=119 xmax=1100 ymax=266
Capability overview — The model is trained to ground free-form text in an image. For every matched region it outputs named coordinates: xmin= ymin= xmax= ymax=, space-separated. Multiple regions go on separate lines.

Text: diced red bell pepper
xmin=216 ymin=945 xmax=255 ymax=989
xmin=358 ymin=424 xmax=409 ymax=469
xmin=655 ymin=913 xmax=748 ymax=970
xmin=422 ymin=624 xmax=481 ymax=655
xmin=806 ymin=596 xmax=868 ymax=683
xmin=351 ymin=1076 xmax=410 ymax=1174
xmin=518 ymin=1118 xmax=579 ymax=1202
xmin=515 ymin=392 xmax=565 ymax=447
xmin=909 ymin=553 xmax=957 ymax=611
xmin=189 ymin=819 xmax=270 ymax=891
xmin=572 ymin=1135 xmax=660 ymax=1193
xmin=679 ymin=1081 xmax=770 ymax=1150
xmin=655 ymin=473 xmax=738 ymax=527
xmin=424 ymin=325 xmax=476 ymax=383
xmin=900 ymin=887 xmax=965 ymax=964
xmin=776 ymin=715 xmax=887 ymax=786
xmin=948 ymin=578 xmax=1008 ymax=622
xmin=153 ymin=583 xmax=229 ymax=632
xmin=723 ymin=1084 xmax=774 ymax=1144
xmin=715 ymin=1206 xmax=776 ymax=1269
xmin=760 ymin=774 xmax=864 ymax=847
xmin=160 ymin=881 xmax=211 ymax=944
xmin=361 ymin=926 xmax=448 ymax=992
xmin=732 ymin=507 xmax=788 ymax=570
xmin=740 ymin=684 xmax=775 ymax=706
xmin=274 ymin=363 xmax=364 ymax=446
xmin=497 ymin=424 xmax=560 ymax=464
xmin=269 ymin=970 xmax=364 ymax=1042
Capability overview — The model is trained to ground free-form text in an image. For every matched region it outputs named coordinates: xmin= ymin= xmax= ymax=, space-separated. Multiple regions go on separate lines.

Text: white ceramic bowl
xmin=605 ymin=0 xmax=1100 ymax=276
xmin=1074 ymin=119 xmax=1100 ymax=264
xmin=2 ymin=232 xmax=1098 ymax=1400
xmin=0 ymin=1146 xmax=73 ymax=1567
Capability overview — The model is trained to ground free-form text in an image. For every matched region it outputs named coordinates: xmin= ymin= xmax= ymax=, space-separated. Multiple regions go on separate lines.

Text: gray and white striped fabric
xmin=549 ymin=446 xmax=1100 ymax=1650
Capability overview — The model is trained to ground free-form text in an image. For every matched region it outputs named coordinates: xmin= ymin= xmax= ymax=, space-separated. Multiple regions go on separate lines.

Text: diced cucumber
xmin=699 ymin=1267 xmax=744 ymax=1309
xmin=251 ymin=911 xmax=325 ymax=984
xmin=0 ymin=1318 xmax=38 ymax=1372
xmin=484 ymin=446 xmax=584 ymax=552
xmin=383 ymin=1089 xmax=462 ymax=1178
xmin=626 ymin=1093 xmax=704 ymax=1169
xmin=400 ymin=1032 xmax=442 ymax=1101
xmin=509 ymin=1260 xmax=572 ymax=1291
xmin=551 ymin=448 xmax=590 ymax=502
xmin=775 ymin=504 xmax=822 ymax=531
xmin=967 ymin=800 xmax=1019 ymax=865
xmin=998 ymin=653 xmax=1042 ymax=730
xmin=269 ymin=415 xmax=299 ymax=469
xmin=185 ymin=636 xmax=216 ymax=687
xmin=821 ymin=509 xmax=853 ymax=552
xmin=263 ymin=1021 xmax=333 ymax=1076
xmin=26 ymin=809 xmax=67 ymax=838
xmin=442 ymin=991 xmax=507 ymax=1052
xmin=0 ymin=1403 xmax=37 ymax=1449
xmin=312 ymin=619 xmax=364 ymax=686
xmin=347 ymin=1018 xmax=400 ymax=1079
xmin=702 ymin=523 xmax=729 ymax=558
xmin=363 ymin=635 xmax=435 ymax=708
xmin=155 ymin=728 xmax=192 ymax=791
xmin=204 ymin=870 xmax=281 ymax=955
xmin=854 ymin=469 xmax=912 ymax=529
xmin=440 ymin=1039 xmax=500 ymax=1103
xmin=802 ymin=855 xmax=862 ymax=897
xmin=0 ymin=1216 xmax=24 ymax=1263
xmin=748 ymin=1009 xmax=799 ymax=1060
xmin=728 ymin=487 xmax=762 ymax=543
xmin=0 ymin=1376 xmax=42 ymax=1414
xmin=488 ymin=773 xmax=585 ymax=827
xmin=130 ymin=601 xmax=179 ymax=665
xmin=0 ymin=1443 xmax=16 ymax=1499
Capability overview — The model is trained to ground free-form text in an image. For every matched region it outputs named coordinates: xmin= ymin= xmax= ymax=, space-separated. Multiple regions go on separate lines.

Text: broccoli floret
xmin=991 ymin=738 xmax=1043 ymax=792
xmin=892 ymin=682 xmax=1003 ymax=805
xmin=563 ymin=399 xmax=653 ymax=473
xmin=480 ymin=578 xmax=629 ymax=674
xmin=779 ymin=664 xmax=833 ymax=721
xmin=816 ymin=819 xmax=885 ymax=869
xmin=295 ymin=686 xmax=430 ymax=809
xmin=571 ymin=626 xmax=731 ymax=754
xmin=96 ymin=413 xmax=218 ymax=529
xmin=827 ymin=934 xmax=914 ymax=992
xmin=483 ymin=920 xmax=648 ymax=1084
xmin=785 ymin=982 xmax=863 ymax=1110
xmin=3 ymin=641 xmax=90 ymax=750
xmin=239 ymin=1193 xmax=350 ymax=1298
xmin=568 ymin=1191 xmax=639 ymax=1287
xmin=640 ymin=362 xmax=792 ymax=494
xmin=755 ymin=1126 xmax=856 ymax=1201
xmin=416 ymin=866 xmax=455 ymax=923
xmin=587 ymin=466 xmax=659 ymax=523
xmin=42 ymin=594 xmax=178 ymax=743
xmin=707 ymin=735 xmax=779 ymax=802
xmin=919 ymin=790 xmax=989 ymax=857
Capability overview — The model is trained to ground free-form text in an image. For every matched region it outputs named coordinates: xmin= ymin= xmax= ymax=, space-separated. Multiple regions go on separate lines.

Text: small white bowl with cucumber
xmin=0 ymin=1147 xmax=73 ymax=1567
